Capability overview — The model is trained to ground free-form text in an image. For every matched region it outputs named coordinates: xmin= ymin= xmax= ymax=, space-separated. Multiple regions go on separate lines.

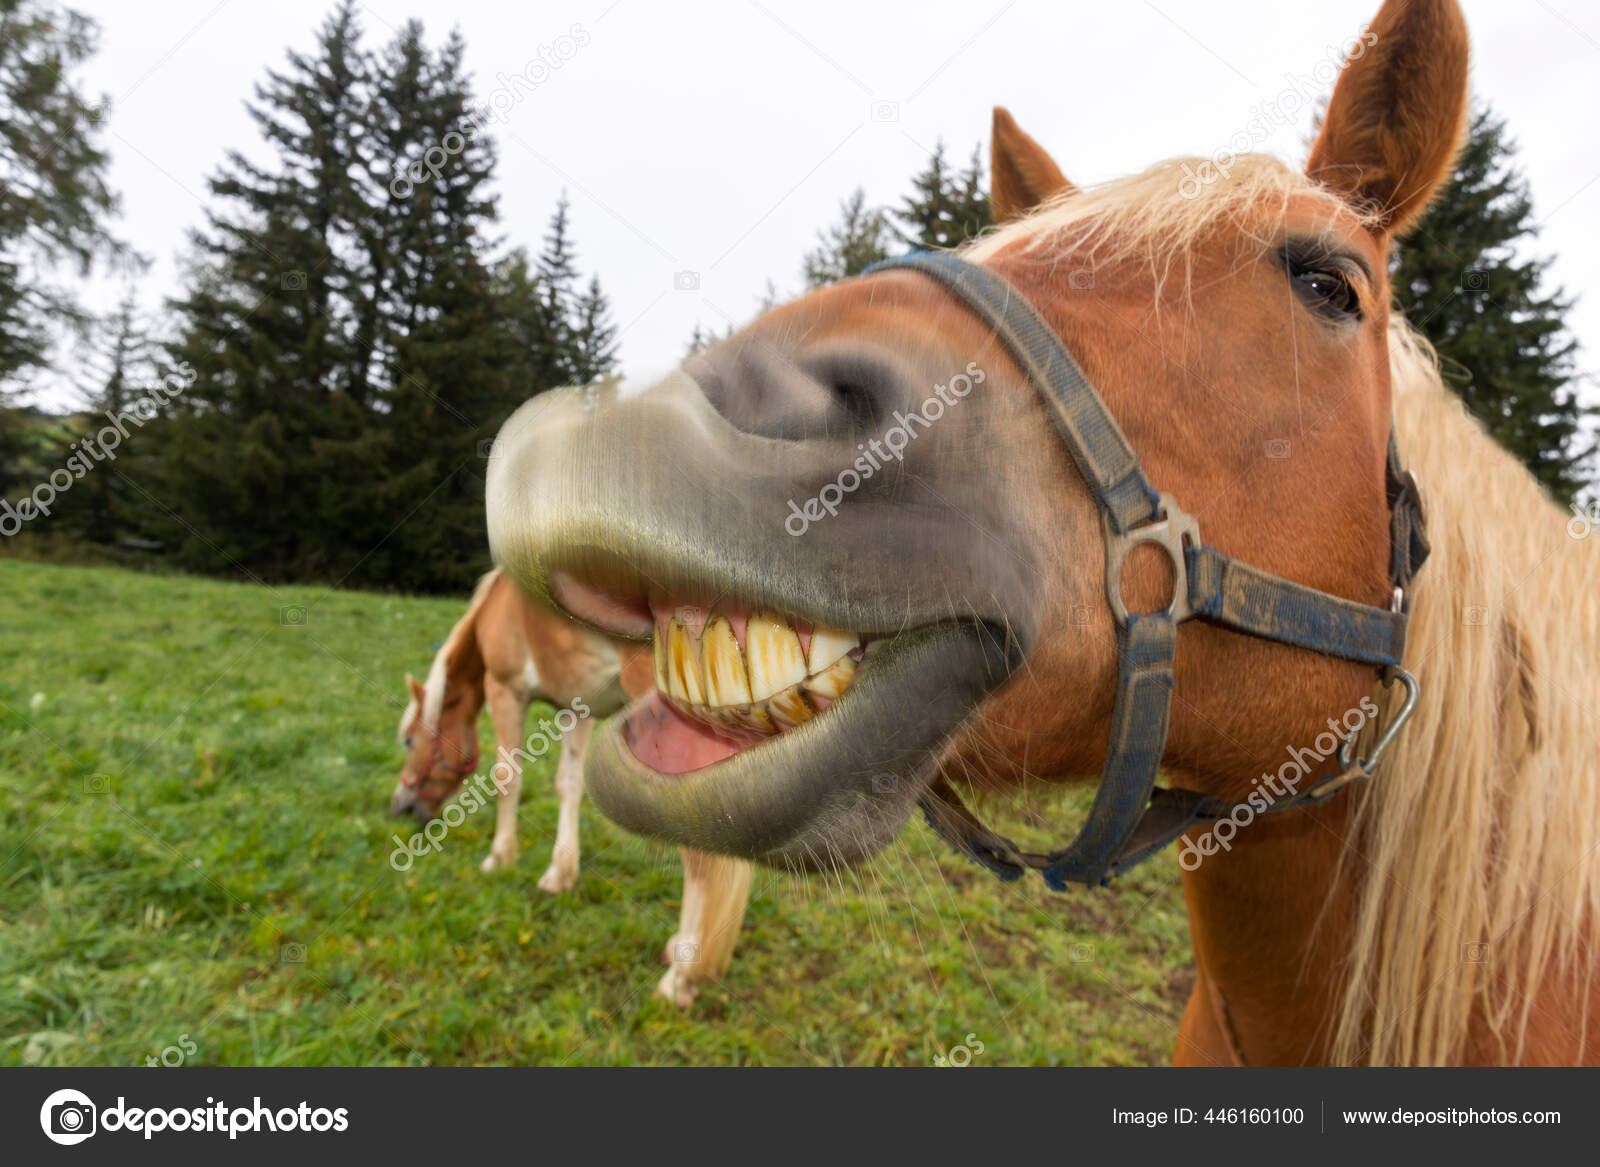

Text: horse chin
xmin=583 ymin=620 xmax=1012 ymax=870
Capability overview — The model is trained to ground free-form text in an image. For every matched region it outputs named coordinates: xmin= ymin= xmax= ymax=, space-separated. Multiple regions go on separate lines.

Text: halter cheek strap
xmin=402 ymin=734 xmax=480 ymax=795
xmin=864 ymin=251 xmax=1427 ymax=890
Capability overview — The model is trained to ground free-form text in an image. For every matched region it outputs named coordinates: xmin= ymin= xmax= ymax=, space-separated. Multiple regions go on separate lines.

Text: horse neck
xmin=1177 ymin=797 xmax=1359 ymax=1064
xmin=1184 ymin=353 xmax=1600 ymax=1066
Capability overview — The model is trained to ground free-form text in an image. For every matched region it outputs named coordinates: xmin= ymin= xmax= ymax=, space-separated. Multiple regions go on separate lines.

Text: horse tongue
xmin=624 ymin=691 xmax=748 ymax=774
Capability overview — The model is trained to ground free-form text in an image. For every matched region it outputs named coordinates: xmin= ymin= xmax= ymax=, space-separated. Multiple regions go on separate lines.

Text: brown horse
xmin=390 ymin=569 xmax=753 ymax=1006
xmin=484 ymin=0 xmax=1600 ymax=1064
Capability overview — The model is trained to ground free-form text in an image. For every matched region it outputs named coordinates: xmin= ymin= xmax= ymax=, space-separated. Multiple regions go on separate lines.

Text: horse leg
xmin=537 ymin=716 xmax=591 ymax=893
xmin=479 ymin=678 xmax=526 ymax=873
xmin=656 ymin=847 xmax=753 ymax=1008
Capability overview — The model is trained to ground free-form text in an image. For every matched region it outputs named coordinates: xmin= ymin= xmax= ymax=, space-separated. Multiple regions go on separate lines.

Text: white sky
xmin=31 ymin=0 xmax=1600 ymax=412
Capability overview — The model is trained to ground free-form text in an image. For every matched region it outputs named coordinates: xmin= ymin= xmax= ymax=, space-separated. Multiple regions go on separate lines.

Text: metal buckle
xmin=1338 ymin=665 xmax=1420 ymax=772
xmin=1103 ymin=493 xmax=1201 ymax=626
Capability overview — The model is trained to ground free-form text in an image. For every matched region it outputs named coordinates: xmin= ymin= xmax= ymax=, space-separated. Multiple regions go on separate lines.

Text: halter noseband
xmin=402 ymin=730 xmax=480 ymax=797
xmin=864 ymin=252 xmax=1428 ymax=890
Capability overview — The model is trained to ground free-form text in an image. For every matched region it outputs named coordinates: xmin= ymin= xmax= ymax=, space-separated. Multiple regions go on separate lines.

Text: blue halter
xmin=865 ymin=251 xmax=1427 ymax=890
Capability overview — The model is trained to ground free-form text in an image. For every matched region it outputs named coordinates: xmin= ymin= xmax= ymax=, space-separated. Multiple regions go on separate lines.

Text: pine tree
xmin=155 ymin=1 xmax=375 ymax=580
xmin=61 ymin=293 xmax=154 ymax=544
xmin=144 ymin=6 xmax=623 ymax=590
xmin=365 ymin=23 xmax=519 ymax=592
xmin=1391 ymin=105 xmax=1593 ymax=502
xmin=952 ymin=144 xmax=992 ymax=244
xmin=803 ymin=188 xmax=890 ymax=286
xmin=536 ymin=195 xmax=581 ymax=379
xmin=892 ymin=141 xmax=993 ymax=251
xmin=570 ymin=275 xmax=619 ymax=383
xmin=0 ymin=0 xmax=126 ymax=492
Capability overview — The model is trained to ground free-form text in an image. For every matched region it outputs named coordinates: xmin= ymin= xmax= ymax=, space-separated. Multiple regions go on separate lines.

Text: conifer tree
xmin=570 ymin=275 xmax=619 ymax=383
xmin=0 ymin=0 xmax=125 ymax=492
xmin=803 ymin=188 xmax=890 ymax=286
xmin=63 ymin=293 xmax=154 ymax=544
xmin=892 ymin=141 xmax=993 ymax=250
xmin=1391 ymin=105 xmax=1593 ymax=502
xmin=156 ymin=1 xmax=371 ymax=580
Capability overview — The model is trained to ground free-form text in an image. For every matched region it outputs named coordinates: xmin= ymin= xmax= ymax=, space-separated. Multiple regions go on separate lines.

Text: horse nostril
xmin=391 ymin=785 xmax=418 ymax=816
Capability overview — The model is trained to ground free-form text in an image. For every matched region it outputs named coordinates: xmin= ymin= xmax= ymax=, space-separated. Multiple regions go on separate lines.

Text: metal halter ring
xmin=1338 ymin=665 xmax=1421 ymax=772
xmin=1103 ymin=493 xmax=1202 ymax=627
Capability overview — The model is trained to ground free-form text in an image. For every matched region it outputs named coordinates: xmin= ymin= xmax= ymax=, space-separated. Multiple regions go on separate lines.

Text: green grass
xmin=0 ymin=559 xmax=1192 ymax=1066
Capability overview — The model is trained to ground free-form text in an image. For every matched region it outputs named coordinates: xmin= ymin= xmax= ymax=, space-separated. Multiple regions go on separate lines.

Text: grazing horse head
xmin=390 ymin=577 xmax=494 ymax=823
xmin=490 ymin=0 xmax=1600 ymax=1063
xmin=391 ymin=671 xmax=482 ymax=823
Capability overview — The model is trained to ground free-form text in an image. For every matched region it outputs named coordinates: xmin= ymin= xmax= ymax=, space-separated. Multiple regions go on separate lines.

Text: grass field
xmin=0 ymin=558 xmax=1192 ymax=1066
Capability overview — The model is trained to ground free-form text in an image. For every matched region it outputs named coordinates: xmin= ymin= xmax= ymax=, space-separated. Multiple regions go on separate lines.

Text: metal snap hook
xmin=1339 ymin=665 xmax=1421 ymax=772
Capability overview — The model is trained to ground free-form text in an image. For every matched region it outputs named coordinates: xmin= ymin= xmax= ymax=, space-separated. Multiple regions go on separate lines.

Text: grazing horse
xmin=484 ymin=0 xmax=1600 ymax=1064
xmin=390 ymin=569 xmax=753 ymax=1006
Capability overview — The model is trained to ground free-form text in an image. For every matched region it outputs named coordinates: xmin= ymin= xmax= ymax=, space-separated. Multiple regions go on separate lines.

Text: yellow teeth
xmin=803 ymin=654 xmax=857 ymax=702
xmin=650 ymin=608 xmax=861 ymax=734
xmin=665 ymin=619 xmax=705 ymax=706
xmin=746 ymin=611 xmax=807 ymax=701
xmin=701 ymin=618 xmax=753 ymax=707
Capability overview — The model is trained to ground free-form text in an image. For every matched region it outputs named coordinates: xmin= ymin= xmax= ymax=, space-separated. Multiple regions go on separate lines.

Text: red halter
xmin=401 ymin=729 xmax=480 ymax=798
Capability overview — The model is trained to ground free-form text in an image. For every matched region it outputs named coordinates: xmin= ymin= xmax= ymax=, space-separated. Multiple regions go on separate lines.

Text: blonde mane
xmin=1333 ymin=326 xmax=1600 ymax=1064
xmin=398 ymin=568 xmax=502 ymax=740
xmin=972 ymin=156 xmax=1600 ymax=1064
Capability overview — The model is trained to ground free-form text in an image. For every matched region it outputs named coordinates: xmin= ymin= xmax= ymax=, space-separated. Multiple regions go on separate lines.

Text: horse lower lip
xmin=587 ymin=623 xmax=1015 ymax=867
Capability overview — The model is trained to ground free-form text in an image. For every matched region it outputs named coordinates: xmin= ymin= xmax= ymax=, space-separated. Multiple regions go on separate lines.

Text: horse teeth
xmin=652 ymin=607 xmax=860 ymax=733
xmin=701 ymin=617 xmax=753 ymax=707
xmin=746 ymin=610 xmax=807 ymax=700
xmin=665 ymin=619 xmax=706 ymax=705
xmin=803 ymin=654 xmax=857 ymax=701
xmin=652 ymin=624 xmax=670 ymax=694
xmin=766 ymin=683 xmax=815 ymax=729
xmin=807 ymin=627 xmax=859 ymax=673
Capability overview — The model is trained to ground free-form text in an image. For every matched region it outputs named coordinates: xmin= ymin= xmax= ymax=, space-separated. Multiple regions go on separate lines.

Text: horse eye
xmin=405 ymin=736 xmax=415 ymax=749
xmin=1285 ymin=255 xmax=1361 ymax=320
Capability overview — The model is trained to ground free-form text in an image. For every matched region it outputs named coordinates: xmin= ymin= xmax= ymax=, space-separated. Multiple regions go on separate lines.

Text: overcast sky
xmin=34 ymin=0 xmax=1600 ymax=410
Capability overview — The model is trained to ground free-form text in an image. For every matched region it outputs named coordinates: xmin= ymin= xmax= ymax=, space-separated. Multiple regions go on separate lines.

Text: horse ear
xmin=991 ymin=107 xmax=1075 ymax=223
xmin=406 ymin=673 xmax=425 ymax=703
xmin=1305 ymin=0 xmax=1469 ymax=236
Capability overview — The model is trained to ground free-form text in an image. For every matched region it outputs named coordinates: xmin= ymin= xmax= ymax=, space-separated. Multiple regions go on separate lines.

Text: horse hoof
xmin=655 ymin=968 xmax=698 ymax=1009
xmin=538 ymin=866 xmax=577 ymax=894
xmin=481 ymin=847 xmax=516 ymax=874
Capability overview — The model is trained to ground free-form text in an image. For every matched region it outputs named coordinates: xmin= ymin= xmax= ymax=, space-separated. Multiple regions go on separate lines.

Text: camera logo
xmin=40 ymin=1088 xmax=97 ymax=1146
